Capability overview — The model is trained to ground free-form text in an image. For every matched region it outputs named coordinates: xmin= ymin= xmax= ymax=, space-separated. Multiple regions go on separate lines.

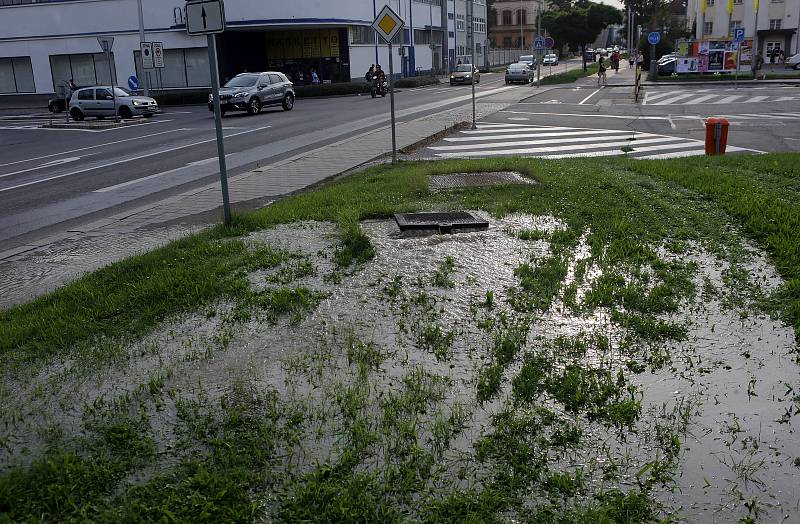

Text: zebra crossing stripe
xmin=652 ymin=93 xmax=703 ymax=105
xmin=432 ymin=133 xmax=656 ymax=152
xmin=461 ymin=126 xmax=578 ymax=135
xmin=445 ymin=129 xmax=633 ymax=142
xmin=433 ymin=136 xmax=690 ymax=158
xmin=743 ymin=96 xmax=769 ymax=103
xmin=637 ymin=145 xmax=749 ymax=159
xmin=643 ymin=90 xmax=686 ymax=103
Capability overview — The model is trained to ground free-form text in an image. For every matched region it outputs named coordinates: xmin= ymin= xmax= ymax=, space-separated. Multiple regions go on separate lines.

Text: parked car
xmin=505 ymin=62 xmax=534 ymax=84
xmin=787 ymin=52 xmax=800 ymax=69
xmin=48 ymin=81 xmax=78 ymax=113
xmin=519 ymin=54 xmax=538 ymax=68
xmin=657 ymin=52 xmax=678 ymax=65
xmin=68 ymin=86 xmax=159 ymax=121
xmin=543 ymin=53 xmax=559 ymax=66
xmin=208 ymin=72 xmax=295 ymax=116
xmin=450 ymin=64 xmax=480 ymax=85
xmin=584 ymin=48 xmax=596 ymax=61
xmin=657 ymin=58 xmax=677 ymax=75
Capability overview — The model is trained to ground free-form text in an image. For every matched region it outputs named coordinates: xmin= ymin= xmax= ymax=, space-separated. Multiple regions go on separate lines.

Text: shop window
xmin=134 ymin=47 xmax=210 ymax=89
xmin=0 ymin=56 xmax=34 ymax=93
xmin=49 ymin=53 xmax=116 ymax=89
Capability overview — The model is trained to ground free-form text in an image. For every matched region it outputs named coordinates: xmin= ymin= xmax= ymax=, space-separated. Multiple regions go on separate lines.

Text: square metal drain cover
xmin=429 ymin=172 xmax=534 ymax=190
xmin=394 ymin=211 xmax=489 ymax=233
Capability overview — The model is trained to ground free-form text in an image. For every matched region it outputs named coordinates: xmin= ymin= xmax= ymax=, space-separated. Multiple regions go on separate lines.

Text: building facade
xmin=0 ymin=0 xmax=486 ymax=96
xmin=487 ymin=0 xmax=542 ymax=48
xmin=687 ymin=0 xmax=800 ymax=59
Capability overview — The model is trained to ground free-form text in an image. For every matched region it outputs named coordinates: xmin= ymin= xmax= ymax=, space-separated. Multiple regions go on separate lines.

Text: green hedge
xmin=394 ymin=76 xmax=440 ymax=88
xmin=538 ymin=64 xmax=599 ymax=85
xmin=294 ymin=82 xmax=371 ymax=98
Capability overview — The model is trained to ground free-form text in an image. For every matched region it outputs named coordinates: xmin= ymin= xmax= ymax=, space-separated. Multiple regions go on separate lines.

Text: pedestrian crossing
xmin=425 ymin=122 xmax=753 ymax=160
xmin=644 ymin=90 xmax=800 ymax=105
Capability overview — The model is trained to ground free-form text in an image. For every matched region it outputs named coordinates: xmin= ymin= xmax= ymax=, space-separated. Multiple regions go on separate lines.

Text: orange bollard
xmin=704 ymin=118 xmax=729 ymax=155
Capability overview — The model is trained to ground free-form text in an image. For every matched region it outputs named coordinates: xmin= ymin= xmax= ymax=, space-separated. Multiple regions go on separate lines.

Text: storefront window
xmin=0 ymin=56 xmax=34 ymax=93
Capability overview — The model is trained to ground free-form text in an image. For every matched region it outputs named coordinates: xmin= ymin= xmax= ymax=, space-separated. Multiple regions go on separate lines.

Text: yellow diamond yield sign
xmin=372 ymin=4 xmax=404 ymax=43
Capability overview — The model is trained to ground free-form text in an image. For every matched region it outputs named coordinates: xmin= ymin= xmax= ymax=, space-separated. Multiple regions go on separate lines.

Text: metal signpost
xmin=734 ymin=27 xmax=745 ymax=89
xmin=467 ymin=0 xmax=476 ymax=128
xmin=372 ymin=5 xmax=404 ymax=162
xmin=534 ymin=36 xmax=545 ymax=87
xmin=97 ymin=36 xmax=118 ymax=122
xmin=186 ymin=0 xmax=231 ymax=225
xmin=545 ymin=36 xmax=554 ymax=76
xmin=648 ymin=31 xmax=660 ymax=80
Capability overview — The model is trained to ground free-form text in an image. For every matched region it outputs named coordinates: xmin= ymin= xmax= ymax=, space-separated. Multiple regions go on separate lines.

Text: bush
xmin=394 ymin=76 xmax=440 ymax=88
xmin=294 ymin=82 xmax=371 ymax=98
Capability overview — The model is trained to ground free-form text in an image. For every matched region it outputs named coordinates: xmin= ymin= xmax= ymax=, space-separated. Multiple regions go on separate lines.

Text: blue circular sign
xmin=648 ymin=31 xmax=661 ymax=45
xmin=128 ymin=75 xmax=140 ymax=91
xmin=544 ymin=37 xmax=555 ymax=49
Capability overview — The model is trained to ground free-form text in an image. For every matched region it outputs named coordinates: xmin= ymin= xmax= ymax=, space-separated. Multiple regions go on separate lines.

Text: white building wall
xmin=0 ymin=0 xmax=457 ymax=94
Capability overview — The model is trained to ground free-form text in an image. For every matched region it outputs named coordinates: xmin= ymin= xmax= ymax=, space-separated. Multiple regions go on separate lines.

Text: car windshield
xmin=113 ymin=87 xmax=130 ymax=97
xmin=455 ymin=65 xmax=473 ymax=72
xmin=545 ymin=54 xmax=556 ymax=59
xmin=225 ymin=74 xmax=259 ymax=88
xmin=520 ymin=55 xmax=533 ymax=62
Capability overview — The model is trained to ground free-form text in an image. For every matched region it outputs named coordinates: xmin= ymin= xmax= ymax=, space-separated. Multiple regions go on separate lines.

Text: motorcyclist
xmin=374 ymin=64 xmax=386 ymax=84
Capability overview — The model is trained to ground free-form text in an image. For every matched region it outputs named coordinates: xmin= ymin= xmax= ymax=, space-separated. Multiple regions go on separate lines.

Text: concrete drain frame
xmin=394 ymin=211 xmax=489 ymax=234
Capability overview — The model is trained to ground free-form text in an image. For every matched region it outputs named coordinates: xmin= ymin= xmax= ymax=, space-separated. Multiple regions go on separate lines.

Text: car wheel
xmin=48 ymin=102 xmax=58 ymax=113
xmin=247 ymin=98 xmax=261 ymax=115
xmin=794 ymin=63 xmax=800 ymax=70
xmin=70 ymin=108 xmax=84 ymax=121
xmin=119 ymin=106 xmax=133 ymax=119
xmin=282 ymin=93 xmax=294 ymax=111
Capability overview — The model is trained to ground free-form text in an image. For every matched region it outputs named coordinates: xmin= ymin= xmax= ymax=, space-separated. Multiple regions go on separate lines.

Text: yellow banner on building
xmin=754 ymin=0 xmax=759 ymax=13
xmin=726 ymin=0 xmax=733 ymax=14
xmin=701 ymin=0 xmax=706 ymax=14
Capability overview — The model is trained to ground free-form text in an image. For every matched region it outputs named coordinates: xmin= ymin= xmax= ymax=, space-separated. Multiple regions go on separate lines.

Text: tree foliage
xmin=542 ymin=1 xmax=623 ymax=54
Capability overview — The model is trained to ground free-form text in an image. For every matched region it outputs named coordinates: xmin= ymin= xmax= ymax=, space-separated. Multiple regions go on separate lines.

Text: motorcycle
xmin=371 ymin=75 xmax=388 ymax=98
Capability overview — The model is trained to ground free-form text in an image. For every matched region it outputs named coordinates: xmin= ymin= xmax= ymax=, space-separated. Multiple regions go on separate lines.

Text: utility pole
xmin=536 ymin=0 xmax=542 ymax=86
xmin=468 ymin=0 xmax=476 ymax=129
xmin=137 ymin=0 xmax=150 ymax=96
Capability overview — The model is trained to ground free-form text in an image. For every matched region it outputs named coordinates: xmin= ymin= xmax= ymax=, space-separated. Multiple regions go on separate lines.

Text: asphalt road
xmin=0 ymin=65 xmax=583 ymax=246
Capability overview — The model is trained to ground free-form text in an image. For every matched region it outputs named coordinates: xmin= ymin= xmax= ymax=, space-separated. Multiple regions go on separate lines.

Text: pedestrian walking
xmin=311 ymin=69 xmax=320 ymax=85
xmin=597 ymin=57 xmax=607 ymax=86
xmin=770 ymin=48 xmax=777 ymax=64
xmin=629 ymin=52 xmax=635 ymax=68
xmin=779 ymin=49 xmax=786 ymax=63
xmin=753 ymin=53 xmax=765 ymax=80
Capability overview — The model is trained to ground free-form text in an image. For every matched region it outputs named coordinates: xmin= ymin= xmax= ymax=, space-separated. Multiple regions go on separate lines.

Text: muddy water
xmin=2 ymin=216 xmax=798 ymax=522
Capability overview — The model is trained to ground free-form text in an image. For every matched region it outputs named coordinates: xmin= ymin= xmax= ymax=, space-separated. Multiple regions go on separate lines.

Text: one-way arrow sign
xmin=186 ymin=0 xmax=224 ymax=35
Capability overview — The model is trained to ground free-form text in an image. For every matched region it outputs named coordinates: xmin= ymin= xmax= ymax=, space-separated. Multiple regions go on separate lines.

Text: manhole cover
xmin=428 ymin=171 xmax=534 ymax=190
xmin=394 ymin=211 xmax=489 ymax=234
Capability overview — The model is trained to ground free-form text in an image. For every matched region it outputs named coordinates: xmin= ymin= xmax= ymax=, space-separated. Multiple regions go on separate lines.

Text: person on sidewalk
xmin=611 ymin=50 xmax=620 ymax=71
xmin=753 ymin=53 xmax=765 ymax=80
xmin=311 ymin=69 xmax=320 ymax=85
xmin=597 ymin=57 xmax=607 ymax=86
xmin=629 ymin=52 xmax=635 ymax=68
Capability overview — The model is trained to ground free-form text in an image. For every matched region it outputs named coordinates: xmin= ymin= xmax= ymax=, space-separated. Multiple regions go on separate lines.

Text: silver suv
xmin=209 ymin=72 xmax=295 ymax=116
xmin=68 ymin=86 xmax=159 ymax=120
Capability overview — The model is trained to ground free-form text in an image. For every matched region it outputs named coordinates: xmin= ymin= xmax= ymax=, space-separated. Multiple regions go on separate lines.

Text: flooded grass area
xmin=1 ymin=154 xmax=800 ymax=522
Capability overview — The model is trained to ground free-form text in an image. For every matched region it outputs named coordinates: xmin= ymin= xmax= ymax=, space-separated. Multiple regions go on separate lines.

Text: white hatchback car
xmin=69 ymin=86 xmax=159 ymax=121
xmin=787 ymin=53 xmax=800 ymax=70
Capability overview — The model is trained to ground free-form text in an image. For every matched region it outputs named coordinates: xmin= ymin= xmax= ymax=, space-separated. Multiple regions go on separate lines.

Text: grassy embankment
xmin=1 ymin=153 xmax=799 ymax=522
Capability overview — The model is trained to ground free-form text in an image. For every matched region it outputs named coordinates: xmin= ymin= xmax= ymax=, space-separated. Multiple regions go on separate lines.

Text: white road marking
xmin=715 ymin=95 xmax=742 ymax=104
xmin=500 ymin=110 xmax=702 ymax=122
xmin=461 ymin=126 xmax=577 ymax=135
xmin=650 ymin=93 xmax=697 ymax=105
xmin=431 ymin=133 xmax=653 ymax=151
xmin=445 ymin=129 xmax=635 ymax=142
xmin=0 ymin=128 xmax=190 ymax=169
xmin=642 ymin=90 xmax=686 ymax=103
xmin=93 ymin=158 xmax=217 ymax=193
xmin=0 ymin=126 xmax=271 ymax=194
xmin=0 ymin=157 xmax=83 ymax=180
xmin=434 ymin=136 xmax=688 ymax=158
xmin=579 ymin=88 xmax=603 ymax=105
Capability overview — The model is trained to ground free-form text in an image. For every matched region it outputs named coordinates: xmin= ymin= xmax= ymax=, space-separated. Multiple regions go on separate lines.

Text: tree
xmin=542 ymin=1 xmax=622 ymax=68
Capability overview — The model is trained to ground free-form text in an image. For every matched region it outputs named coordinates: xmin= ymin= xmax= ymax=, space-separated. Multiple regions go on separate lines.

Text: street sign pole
xmin=108 ymin=50 xmax=118 ymax=123
xmin=371 ymin=4 xmax=404 ymax=162
xmin=205 ymin=34 xmax=232 ymax=224
xmin=388 ymin=43 xmax=397 ymax=164
xmin=468 ymin=0 xmax=476 ymax=129
xmin=206 ymin=34 xmax=231 ymax=225
xmin=137 ymin=0 xmax=150 ymax=96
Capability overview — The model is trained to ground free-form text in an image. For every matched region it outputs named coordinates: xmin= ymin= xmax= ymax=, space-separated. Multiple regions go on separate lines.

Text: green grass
xmin=539 ymin=63 xmax=599 ymax=85
xmin=3 ymin=153 xmax=800 ymax=521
